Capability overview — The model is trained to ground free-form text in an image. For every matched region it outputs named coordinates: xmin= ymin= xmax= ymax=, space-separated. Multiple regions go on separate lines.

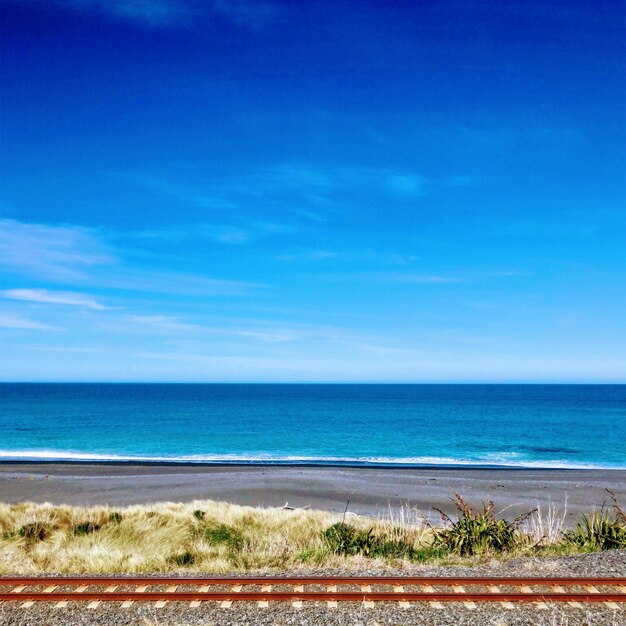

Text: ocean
xmin=0 ymin=384 xmax=624 ymax=469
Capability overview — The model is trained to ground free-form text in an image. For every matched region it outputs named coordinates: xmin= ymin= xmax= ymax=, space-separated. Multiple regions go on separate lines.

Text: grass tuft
xmin=204 ymin=523 xmax=244 ymax=550
xmin=19 ymin=522 xmax=48 ymax=542
xmin=73 ymin=522 xmax=101 ymax=536
xmin=169 ymin=550 xmax=195 ymax=567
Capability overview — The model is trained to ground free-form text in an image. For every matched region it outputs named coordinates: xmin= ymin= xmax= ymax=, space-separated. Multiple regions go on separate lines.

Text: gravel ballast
xmin=1 ymin=550 xmax=624 ymax=626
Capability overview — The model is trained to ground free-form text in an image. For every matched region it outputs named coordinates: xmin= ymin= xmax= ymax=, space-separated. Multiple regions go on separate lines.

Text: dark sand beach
xmin=1 ymin=463 xmax=624 ymax=522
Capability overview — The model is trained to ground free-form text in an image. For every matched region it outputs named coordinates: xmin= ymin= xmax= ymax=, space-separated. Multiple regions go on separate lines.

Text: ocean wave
xmin=0 ymin=449 xmax=623 ymax=470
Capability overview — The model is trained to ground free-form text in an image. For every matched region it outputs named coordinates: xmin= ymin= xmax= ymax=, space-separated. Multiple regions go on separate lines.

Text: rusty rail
xmin=0 ymin=576 xmax=624 ymax=606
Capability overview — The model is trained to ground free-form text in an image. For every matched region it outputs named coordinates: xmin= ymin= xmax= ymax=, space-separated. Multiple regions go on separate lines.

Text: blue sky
xmin=0 ymin=0 xmax=624 ymax=382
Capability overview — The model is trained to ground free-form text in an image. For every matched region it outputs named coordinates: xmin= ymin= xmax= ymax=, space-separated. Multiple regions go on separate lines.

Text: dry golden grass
xmin=1 ymin=497 xmax=611 ymax=574
xmin=0 ymin=500 xmax=429 ymax=574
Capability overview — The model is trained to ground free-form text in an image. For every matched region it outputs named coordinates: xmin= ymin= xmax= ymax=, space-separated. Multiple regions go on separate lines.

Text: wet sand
xmin=1 ymin=463 xmax=624 ymax=522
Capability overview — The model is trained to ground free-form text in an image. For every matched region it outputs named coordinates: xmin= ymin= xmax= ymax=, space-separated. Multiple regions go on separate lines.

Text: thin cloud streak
xmin=128 ymin=315 xmax=301 ymax=342
xmin=11 ymin=0 xmax=279 ymax=28
xmin=0 ymin=314 xmax=58 ymax=331
xmin=0 ymin=218 xmax=115 ymax=281
xmin=1 ymin=288 xmax=110 ymax=310
xmin=0 ymin=218 xmax=262 ymax=296
xmin=132 ymin=220 xmax=295 ymax=246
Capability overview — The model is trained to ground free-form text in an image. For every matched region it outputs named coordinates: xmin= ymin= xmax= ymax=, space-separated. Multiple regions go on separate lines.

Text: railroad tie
xmin=220 ymin=584 xmax=242 ymax=608
xmin=123 ymin=584 xmax=147 ymax=608
xmin=157 ymin=584 xmax=177 ymax=607
xmin=394 ymin=584 xmax=410 ymax=609
xmin=190 ymin=584 xmax=209 ymax=607
xmin=550 ymin=585 xmax=582 ymax=609
xmin=423 ymin=585 xmax=443 ymax=609
xmin=258 ymin=584 xmax=272 ymax=607
xmin=327 ymin=584 xmax=337 ymax=607
xmin=292 ymin=584 xmax=304 ymax=608
xmin=521 ymin=585 xmax=547 ymax=610
xmin=155 ymin=584 xmax=178 ymax=608
xmin=453 ymin=585 xmax=476 ymax=609
xmin=359 ymin=585 xmax=375 ymax=608
xmin=488 ymin=585 xmax=514 ymax=609
xmin=63 ymin=584 xmax=87 ymax=606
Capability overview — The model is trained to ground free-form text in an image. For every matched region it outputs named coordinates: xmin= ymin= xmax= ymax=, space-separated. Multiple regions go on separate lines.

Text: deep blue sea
xmin=0 ymin=384 xmax=624 ymax=469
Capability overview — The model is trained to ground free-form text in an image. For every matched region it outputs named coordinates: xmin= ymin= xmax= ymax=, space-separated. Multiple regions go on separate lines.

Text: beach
xmin=1 ymin=463 xmax=623 ymax=521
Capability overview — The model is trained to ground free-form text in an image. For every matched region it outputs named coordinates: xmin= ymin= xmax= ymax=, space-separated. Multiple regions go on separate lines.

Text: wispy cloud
xmin=385 ymin=173 xmax=426 ymax=197
xmin=257 ymin=164 xmax=427 ymax=202
xmin=99 ymin=269 xmax=260 ymax=296
xmin=128 ymin=314 xmax=297 ymax=342
xmin=1 ymin=288 xmax=110 ymax=310
xmin=0 ymin=218 xmax=115 ymax=281
xmin=0 ymin=218 xmax=260 ymax=296
xmin=227 ymin=328 xmax=299 ymax=343
xmin=276 ymin=250 xmax=337 ymax=262
xmin=15 ymin=0 xmax=193 ymax=27
xmin=13 ymin=0 xmax=279 ymax=28
xmin=390 ymin=274 xmax=459 ymax=284
xmin=334 ymin=271 xmax=459 ymax=284
xmin=128 ymin=315 xmax=204 ymax=332
xmin=211 ymin=0 xmax=277 ymax=28
xmin=133 ymin=220 xmax=294 ymax=246
xmin=0 ymin=313 xmax=57 ymax=331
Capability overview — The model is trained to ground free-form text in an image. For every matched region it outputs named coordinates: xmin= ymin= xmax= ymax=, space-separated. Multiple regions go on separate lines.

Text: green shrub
xmin=73 ymin=521 xmax=100 ymax=536
xmin=193 ymin=510 xmax=205 ymax=520
xmin=169 ymin=550 xmax=195 ymax=566
xmin=108 ymin=512 xmax=123 ymax=524
xmin=204 ymin=523 xmax=244 ymax=550
xmin=19 ymin=522 xmax=48 ymax=542
xmin=429 ymin=494 xmax=530 ymax=556
xmin=323 ymin=522 xmax=414 ymax=559
xmin=324 ymin=522 xmax=375 ymax=556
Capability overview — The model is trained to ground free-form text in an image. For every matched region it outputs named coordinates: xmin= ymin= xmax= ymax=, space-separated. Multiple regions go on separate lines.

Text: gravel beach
xmin=1 ymin=464 xmax=625 ymax=520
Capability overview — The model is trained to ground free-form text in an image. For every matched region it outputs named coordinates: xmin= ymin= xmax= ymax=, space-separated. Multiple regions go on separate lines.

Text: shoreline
xmin=1 ymin=463 xmax=624 ymax=521
xmin=1 ymin=454 xmax=624 ymax=471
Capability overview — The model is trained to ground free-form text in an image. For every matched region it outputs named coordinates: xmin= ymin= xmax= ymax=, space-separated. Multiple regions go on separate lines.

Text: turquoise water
xmin=0 ymin=384 xmax=624 ymax=469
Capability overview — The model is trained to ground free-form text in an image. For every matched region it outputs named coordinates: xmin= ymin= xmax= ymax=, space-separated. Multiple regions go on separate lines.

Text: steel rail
xmin=1 ymin=591 xmax=625 ymax=603
xmin=1 ymin=575 xmax=625 ymax=586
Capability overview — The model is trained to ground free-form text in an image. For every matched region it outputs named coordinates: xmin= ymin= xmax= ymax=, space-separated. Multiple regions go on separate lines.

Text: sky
xmin=0 ymin=0 xmax=624 ymax=382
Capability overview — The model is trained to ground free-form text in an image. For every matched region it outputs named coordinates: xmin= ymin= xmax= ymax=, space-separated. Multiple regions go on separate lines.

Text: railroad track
xmin=1 ymin=576 xmax=625 ymax=609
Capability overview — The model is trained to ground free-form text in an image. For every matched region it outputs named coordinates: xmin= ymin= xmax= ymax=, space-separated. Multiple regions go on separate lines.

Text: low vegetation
xmin=0 ymin=491 xmax=623 ymax=574
xmin=427 ymin=494 xmax=531 ymax=556
xmin=563 ymin=490 xmax=626 ymax=551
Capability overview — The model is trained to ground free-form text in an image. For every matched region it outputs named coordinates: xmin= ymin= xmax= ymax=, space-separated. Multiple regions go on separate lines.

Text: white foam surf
xmin=0 ymin=449 xmax=623 ymax=470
